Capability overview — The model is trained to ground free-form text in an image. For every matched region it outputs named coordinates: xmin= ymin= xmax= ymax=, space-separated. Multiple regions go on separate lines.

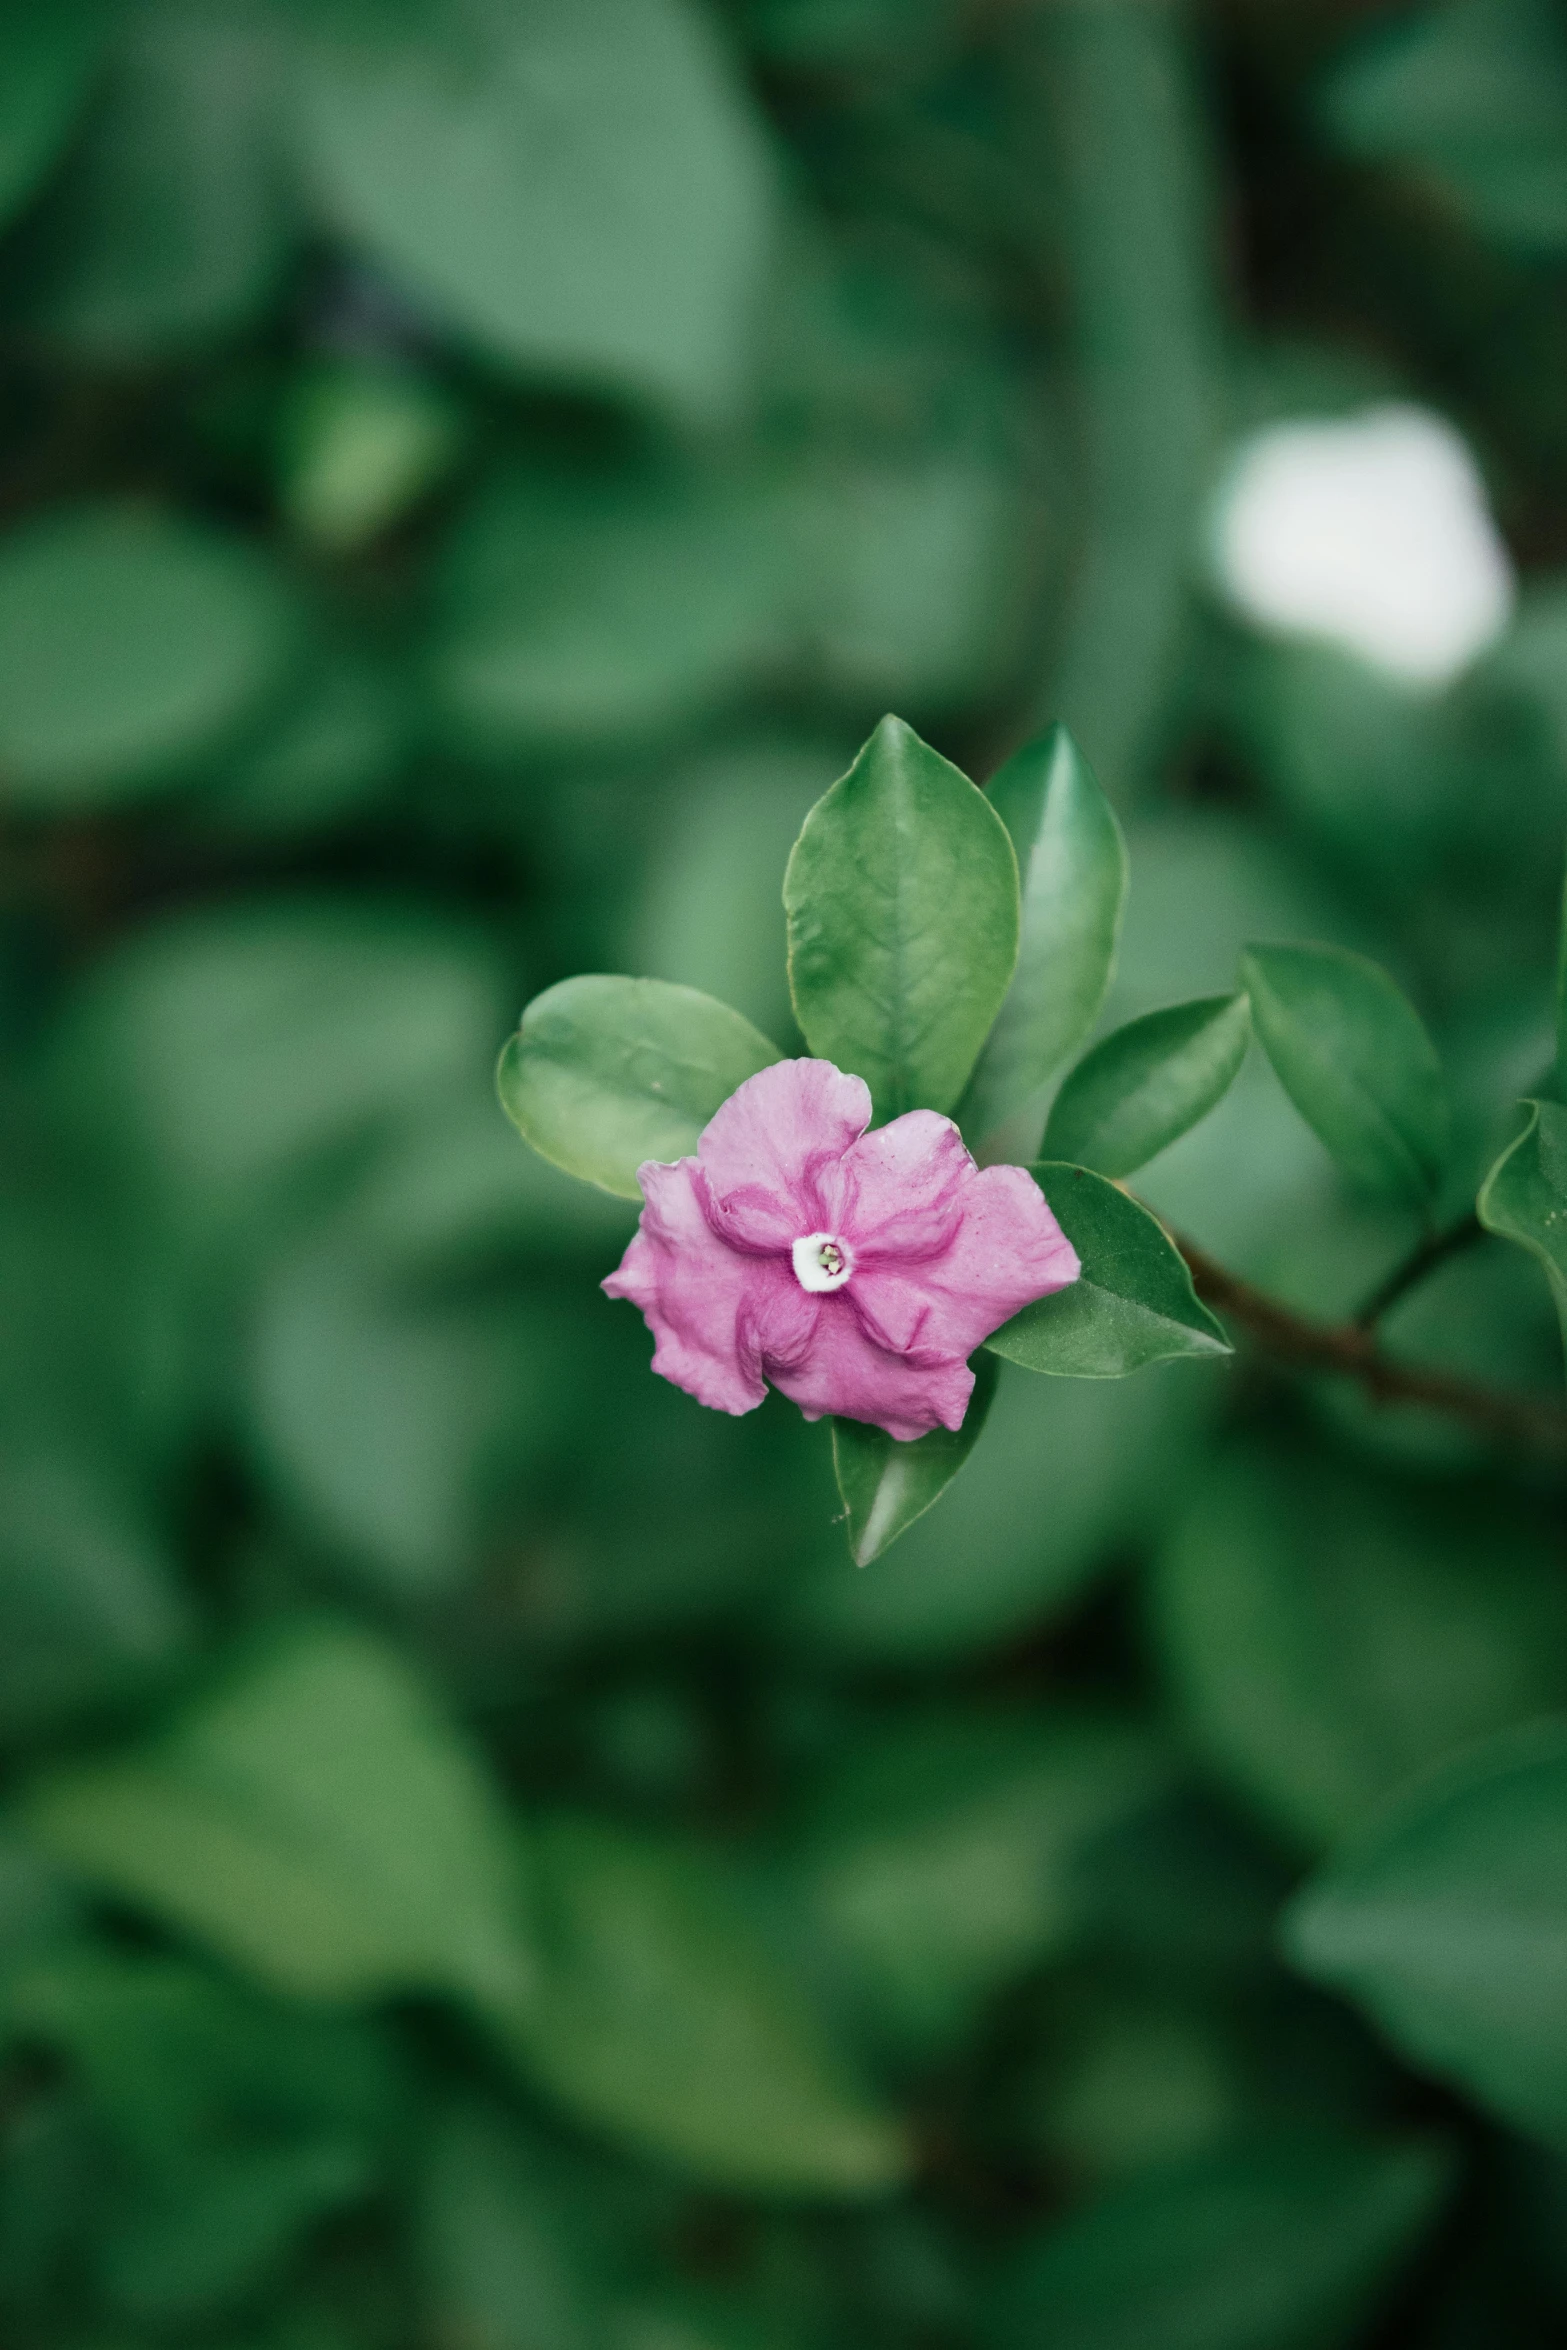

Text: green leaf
xmin=789 ymin=1366 xmax=1216 ymax=1667
xmin=419 ymin=2100 xmax=613 ymax=2350
xmin=792 ymin=1709 xmax=1169 ymax=2064
xmin=633 ymin=738 xmax=844 ymax=1044
xmin=2 ymin=1946 xmax=399 ymax=2325
xmin=21 ymin=1620 xmax=537 ymax=2019
xmin=505 ymin=1817 xmax=908 ymax=2198
xmin=0 ymin=505 xmax=302 ymax=809
xmin=1240 ymin=943 xmax=1449 ymax=1206
xmin=46 ymin=900 xmax=511 ymax=1255
xmin=498 ymin=975 xmax=781 ymax=1201
xmin=1478 ymin=1098 xmax=1567 ymax=1356
xmin=1285 ymin=1719 xmax=1567 ymax=2145
xmin=1018 ymin=1973 xmax=1291 ymax=2187
xmin=1150 ymin=1442 xmax=1567 ymax=1851
xmin=1322 ymin=0 xmax=1567 ymax=254
xmin=784 ymin=716 xmax=1020 ymax=1121
xmin=6 ymin=1 xmax=292 ymax=357
xmin=191 ymin=643 xmax=408 ymax=843
xmin=245 ymin=1237 xmax=568 ymax=1600
xmin=831 ymin=1352 xmax=999 ymax=1567
xmin=1043 ymin=995 xmax=1252 ymax=1179
xmin=983 ymin=2135 xmax=1453 ymax=2350
xmin=278 ymin=362 xmax=466 ymax=555
xmin=782 ymin=414 xmax=1034 ymax=721
xmin=430 ymin=457 xmax=781 ymax=757
xmin=0 ymin=1 xmax=104 ymax=233
xmin=959 ymin=727 xmax=1128 ymax=1150
xmin=1554 ymin=854 xmax=1567 ymax=1101
xmin=986 ymin=1165 xmax=1230 ymax=1378
xmin=295 ymin=0 xmax=777 ymax=422
xmin=0 ymin=1451 xmax=193 ymax=1743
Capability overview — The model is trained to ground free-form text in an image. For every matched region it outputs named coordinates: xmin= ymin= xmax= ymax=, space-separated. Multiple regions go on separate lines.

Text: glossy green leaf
xmin=0 ymin=506 xmax=301 ymax=809
xmin=1044 ymin=994 xmax=1251 ymax=1179
xmin=505 ymin=1817 xmax=908 ymax=2198
xmin=960 ymin=727 xmax=1128 ymax=1150
xmin=22 ymin=1620 xmax=536 ymax=2018
xmin=1286 ymin=1719 xmax=1567 ymax=2145
xmin=0 ymin=2 xmax=104 ymax=232
xmin=983 ymin=2135 xmax=1452 ymax=2350
xmin=1241 ymin=943 xmax=1449 ymax=1206
xmin=1150 ymin=1442 xmax=1567 ymax=1850
xmin=793 ymin=1709 xmax=1169 ymax=2063
xmin=498 ymin=975 xmax=781 ymax=1201
xmin=986 ymin=1165 xmax=1230 ymax=1377
xmin=6 ymin=1 xmax=291 ymax=357
xmin=1478 ymin=1099 xmax=1567 ymax=1356
xmin=295 ymin=0 xmax=776 ymax=422
xmin=831 ymin=1352 xmax=999 ymax=1567
xmin=784 ymin=716 xmax=1020 ymax=1121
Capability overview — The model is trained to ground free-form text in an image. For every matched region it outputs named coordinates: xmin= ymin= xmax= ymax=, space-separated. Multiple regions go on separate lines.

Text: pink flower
xmin=602 ymin=1058 xmax=1079 ymax=1442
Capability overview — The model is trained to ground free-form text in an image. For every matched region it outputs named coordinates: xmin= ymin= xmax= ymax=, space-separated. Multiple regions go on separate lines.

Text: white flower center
xmin=792 ymin=1232 xmax=852 ymax=1293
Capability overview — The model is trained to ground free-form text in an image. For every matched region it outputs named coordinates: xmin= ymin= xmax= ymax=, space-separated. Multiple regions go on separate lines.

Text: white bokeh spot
xmin=1212 ymin=402 xmax=1516 ymax=687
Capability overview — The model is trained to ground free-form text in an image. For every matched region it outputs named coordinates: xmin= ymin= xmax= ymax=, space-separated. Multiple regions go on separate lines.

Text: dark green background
xmin=4 ymin=1 xmax=1567 ymax=2345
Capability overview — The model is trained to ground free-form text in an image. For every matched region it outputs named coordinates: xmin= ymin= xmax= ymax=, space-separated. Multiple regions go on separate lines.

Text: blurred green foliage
xmin=4 ymin=1 xmax=1567 ymax=2346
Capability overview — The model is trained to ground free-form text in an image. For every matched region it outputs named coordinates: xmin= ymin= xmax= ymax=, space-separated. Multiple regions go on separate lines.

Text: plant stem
xmin=1171 ymin=1229 xmax=1567 ymax=1462
xmin=1352 ymin=1211 xmax=1487 ymax=1330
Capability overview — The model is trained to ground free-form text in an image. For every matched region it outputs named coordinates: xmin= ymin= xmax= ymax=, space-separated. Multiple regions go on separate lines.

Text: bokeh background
xmin=5 ymin=1 xmax=1567 ymax=2344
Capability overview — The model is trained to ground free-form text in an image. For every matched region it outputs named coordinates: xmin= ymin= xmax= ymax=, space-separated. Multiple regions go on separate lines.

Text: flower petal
xmin=603 ymin=1160 xmax=770 ymax=1416
xmin=766 ymin=1296 xmax=976 ymax=1440
xmin=849 ymin=1162 xmax=1079 ymax=1364
xmin=831 ymin=1109 xmax=972 ymax=1258
xmin=745 ymin=1256 xmax=823 ymax=1369
xmin=697 ymin=1059 xmax=871 ymax=1252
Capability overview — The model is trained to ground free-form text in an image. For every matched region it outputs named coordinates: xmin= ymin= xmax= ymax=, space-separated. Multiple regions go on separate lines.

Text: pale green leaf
xmin=498 ymin=975 xmax=781 ymax=1200
xmin=7 ymin=1 xmax=291 ymax=357
xmin=295 ymin=0 xmax=777 ymax=421
xmin=22 ymin=1620 xmax=537 ymax=2019
xmin=504 ymin=1817 xmax=908 ymax=2198
xmin=0 ymin=505 xmax=301 ymax=808
xmin=430 ymin=457 xmax=783 ymax=757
